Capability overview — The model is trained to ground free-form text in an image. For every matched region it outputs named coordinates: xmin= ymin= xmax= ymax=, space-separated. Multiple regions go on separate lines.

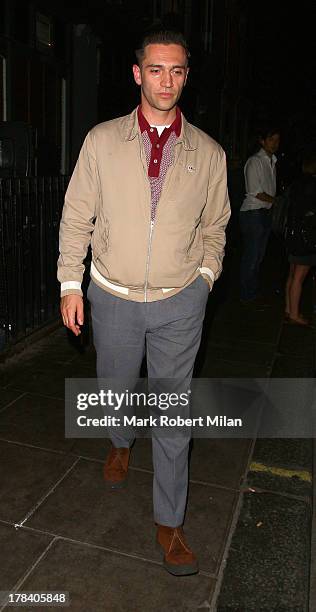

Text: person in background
xmin=285 ymin=152 xmax=316 ymax=326
xmin=58 ymin=29 xmax=230 ymax=576
xmin=239 ymin=127 xmax=280 ymax=305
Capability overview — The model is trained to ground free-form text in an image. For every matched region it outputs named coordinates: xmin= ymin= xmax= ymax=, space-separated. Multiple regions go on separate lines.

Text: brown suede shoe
xmin=104 ymin=446 xmax=130 ymax=489
xmin=156 ymin=524 xmax=199 ymax=576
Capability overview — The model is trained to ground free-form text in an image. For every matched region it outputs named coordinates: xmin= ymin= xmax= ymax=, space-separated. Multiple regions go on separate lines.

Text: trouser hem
xmin=154 ymin=514 xmax=185 ymax=528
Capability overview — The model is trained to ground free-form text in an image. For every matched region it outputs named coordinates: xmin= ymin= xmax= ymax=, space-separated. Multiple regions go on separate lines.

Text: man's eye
xmin=150 ymin=69 xmax=160 ymax=73
xmin=173 ymin=70 xmax=183 ymax=75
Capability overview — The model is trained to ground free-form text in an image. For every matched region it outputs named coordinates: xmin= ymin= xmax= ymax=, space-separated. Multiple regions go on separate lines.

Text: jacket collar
xmin=120 ymin=107 xmax=197 ymax=151
xmin=137 ymin=105 xmax=181 ymax=137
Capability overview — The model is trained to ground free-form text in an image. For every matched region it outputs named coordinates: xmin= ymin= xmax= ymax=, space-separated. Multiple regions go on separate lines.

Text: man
xmin=58 ymin=30 xmax=230 ymax=576
xmin=239 ymin=127 xmax=280 ymax=304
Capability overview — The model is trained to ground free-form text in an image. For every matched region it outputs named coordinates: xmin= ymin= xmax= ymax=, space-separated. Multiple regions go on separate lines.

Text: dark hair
xmin=135 ymin=29 xmax=190 ymax=66
xmin=257 ymin=126 xmax=280 ymax=141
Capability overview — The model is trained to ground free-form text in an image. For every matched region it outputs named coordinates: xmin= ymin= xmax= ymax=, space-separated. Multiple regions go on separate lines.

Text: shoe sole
xmin=163 ymin=560 xmax=199 ymax=576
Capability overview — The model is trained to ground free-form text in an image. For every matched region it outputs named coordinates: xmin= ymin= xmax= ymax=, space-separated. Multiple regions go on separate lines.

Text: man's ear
xmin=184 ymin=67 xmax=190 ymax=87
xmin=132 ymin=64 xmax=142 ymax=86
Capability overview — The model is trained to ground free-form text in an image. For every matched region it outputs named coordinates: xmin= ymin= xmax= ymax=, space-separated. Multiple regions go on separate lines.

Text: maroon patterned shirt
xmin=138 ymin=106 xmax=182 ymax=222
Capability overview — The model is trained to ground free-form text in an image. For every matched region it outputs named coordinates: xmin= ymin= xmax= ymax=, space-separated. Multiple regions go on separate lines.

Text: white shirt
xmin=240 ymin=148 xmax=277 ymax=211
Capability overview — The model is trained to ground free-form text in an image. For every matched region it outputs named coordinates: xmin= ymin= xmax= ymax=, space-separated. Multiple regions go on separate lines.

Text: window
xmin=36 ymin=13 xmax=54 ymax=50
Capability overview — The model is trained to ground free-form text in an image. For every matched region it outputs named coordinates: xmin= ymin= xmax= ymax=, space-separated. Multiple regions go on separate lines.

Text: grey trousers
xmin=87 ymin=275 xmax=209 ymax=526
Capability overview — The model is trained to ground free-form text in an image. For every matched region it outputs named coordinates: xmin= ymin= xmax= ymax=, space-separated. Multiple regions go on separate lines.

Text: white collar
xmin=258 ymin=147 xmax=277 ymax=164
xmin=151 ymin=124 xmax=171 ymax=137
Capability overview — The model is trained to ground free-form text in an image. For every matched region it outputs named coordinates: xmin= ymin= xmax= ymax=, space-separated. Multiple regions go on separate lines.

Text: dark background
xmin=0 ymin=0 xmax=315 ymax=179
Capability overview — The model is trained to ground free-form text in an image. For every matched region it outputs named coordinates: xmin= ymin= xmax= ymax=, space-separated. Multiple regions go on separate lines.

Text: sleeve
xmin=57 ymin=130 xmax=100 ymax=297
xmin=245 ymin=157 xmax=263 ymax=196
xmin=199 ymin=147 xmax=231 ymax=289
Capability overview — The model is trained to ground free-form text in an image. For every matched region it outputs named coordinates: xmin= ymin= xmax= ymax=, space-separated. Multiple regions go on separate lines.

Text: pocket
xmin=198 ymin=274 xmax=210 ymax=293
xmin=186 ymin=226 xmax=203 ymax=262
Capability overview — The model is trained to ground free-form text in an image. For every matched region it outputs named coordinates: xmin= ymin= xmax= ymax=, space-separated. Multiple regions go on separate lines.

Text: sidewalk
xmin=0 ymin=243 xmax=314 ymax=611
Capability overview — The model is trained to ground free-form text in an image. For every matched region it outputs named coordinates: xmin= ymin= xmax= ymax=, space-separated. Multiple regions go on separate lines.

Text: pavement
xmin=0 ymin=238 xmax=314 ymax=612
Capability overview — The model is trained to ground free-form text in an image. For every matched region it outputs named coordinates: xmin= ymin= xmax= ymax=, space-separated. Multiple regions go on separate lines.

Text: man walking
xmin=58 ymin=30 xmax=230 ymax=576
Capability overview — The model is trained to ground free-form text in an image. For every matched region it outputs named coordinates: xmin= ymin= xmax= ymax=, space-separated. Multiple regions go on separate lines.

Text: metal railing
xmin=0 ymin=176 xmax=69 ymax=350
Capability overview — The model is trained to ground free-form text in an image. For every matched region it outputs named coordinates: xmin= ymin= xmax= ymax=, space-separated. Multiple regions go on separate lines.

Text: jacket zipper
xmin=143 ymin=144 xmax=181 ymax=301
xmin=144 ymin=219 xmax=154 ymax=303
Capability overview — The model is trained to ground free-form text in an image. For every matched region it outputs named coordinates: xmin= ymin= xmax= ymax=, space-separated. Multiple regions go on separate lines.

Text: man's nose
xmin=161 ymin=71 xmax=173 ymax=87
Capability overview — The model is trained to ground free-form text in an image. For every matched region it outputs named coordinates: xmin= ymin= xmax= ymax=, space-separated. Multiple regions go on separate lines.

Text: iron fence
xmin=0 ymin=176 xmax=69 ymax=350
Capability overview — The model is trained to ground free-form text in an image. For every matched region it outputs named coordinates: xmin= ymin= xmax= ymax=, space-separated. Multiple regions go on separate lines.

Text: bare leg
xmin=288 ymin=264 xmax=310 ymax=323
xmin=285 ymin=263 xmax=295 ymax=315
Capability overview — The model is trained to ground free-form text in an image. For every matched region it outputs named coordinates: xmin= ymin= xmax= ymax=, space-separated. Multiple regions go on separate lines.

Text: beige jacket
xmin=58 ymin=108 xmax=230 ymax=302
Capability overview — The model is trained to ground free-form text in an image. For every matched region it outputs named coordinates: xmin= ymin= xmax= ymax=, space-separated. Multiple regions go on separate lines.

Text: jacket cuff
xmin=61 ymin=280 xmax=82 ymax=291
xmin=60 ymin=280 xmax=83 ymax=298
xmin=199 ymin=267 xmax=214 ymax=291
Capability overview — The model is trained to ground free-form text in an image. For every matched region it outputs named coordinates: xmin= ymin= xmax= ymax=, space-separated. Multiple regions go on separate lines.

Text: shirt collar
xmin=258 ymin=147 xmax=277 ymax=165
xmin=137 ymin=105 xmax=182 ymax=138
xmin=119 ymin=107 xmax=197 ymax=151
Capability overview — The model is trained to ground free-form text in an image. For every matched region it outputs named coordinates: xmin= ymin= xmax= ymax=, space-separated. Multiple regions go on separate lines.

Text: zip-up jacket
xmin=57 ymin=108 xmax=231 ymax=302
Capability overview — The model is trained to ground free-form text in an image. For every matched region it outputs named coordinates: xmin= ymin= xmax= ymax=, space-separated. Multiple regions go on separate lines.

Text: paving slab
xmin=0 ymin=393 xmax=73 ymax=452
xmin=5 ymin=538 xmax=215 ymax=612
xmin=41 ymin=335 xmax=91 ymax=364
xmin=189 ymin=439 xmax=252 ymax=488
xmin=0 ymin=523 xmax=52 ymax=592
xmin=0 ymin=442 xmax=76 ymax=523
xmin=0 ymin=388 xmax=26 ymax=411
xmin=3 ymin=361 xmax=96 ymax=399
xmin=0 ymin=354 xmax=69 ymax=389
xmin=2 ymin=362 xmax=67 ymax=398
xmin=27 ymin=326 xmax=83 ymax=358
xmin=27 ymin=458 xmax=237 ymax=575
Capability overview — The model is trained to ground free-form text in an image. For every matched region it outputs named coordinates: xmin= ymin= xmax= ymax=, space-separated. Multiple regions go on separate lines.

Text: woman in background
xmin=285 ymin=152 xmax=316 ymax=326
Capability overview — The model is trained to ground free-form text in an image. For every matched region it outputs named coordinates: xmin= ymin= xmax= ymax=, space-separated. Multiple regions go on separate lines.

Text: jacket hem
xmin=90 ymin=267 xmax=201 ymax=303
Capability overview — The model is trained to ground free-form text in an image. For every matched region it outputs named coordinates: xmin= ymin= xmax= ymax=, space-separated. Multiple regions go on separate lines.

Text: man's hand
xmin=255 ymin=192 xmax=274 ymax=204
xmin=200 ymin=273 xmax=212 ymax=291
xmin=60 ymin=295 xmax=84 ymax=336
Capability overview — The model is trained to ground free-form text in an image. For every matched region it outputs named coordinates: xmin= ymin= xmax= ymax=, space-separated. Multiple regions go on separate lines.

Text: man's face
xmin=132 ymin=43 xmax=189 ymax=113
xmin=260 ymin=133 xmax=280 ymax=156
